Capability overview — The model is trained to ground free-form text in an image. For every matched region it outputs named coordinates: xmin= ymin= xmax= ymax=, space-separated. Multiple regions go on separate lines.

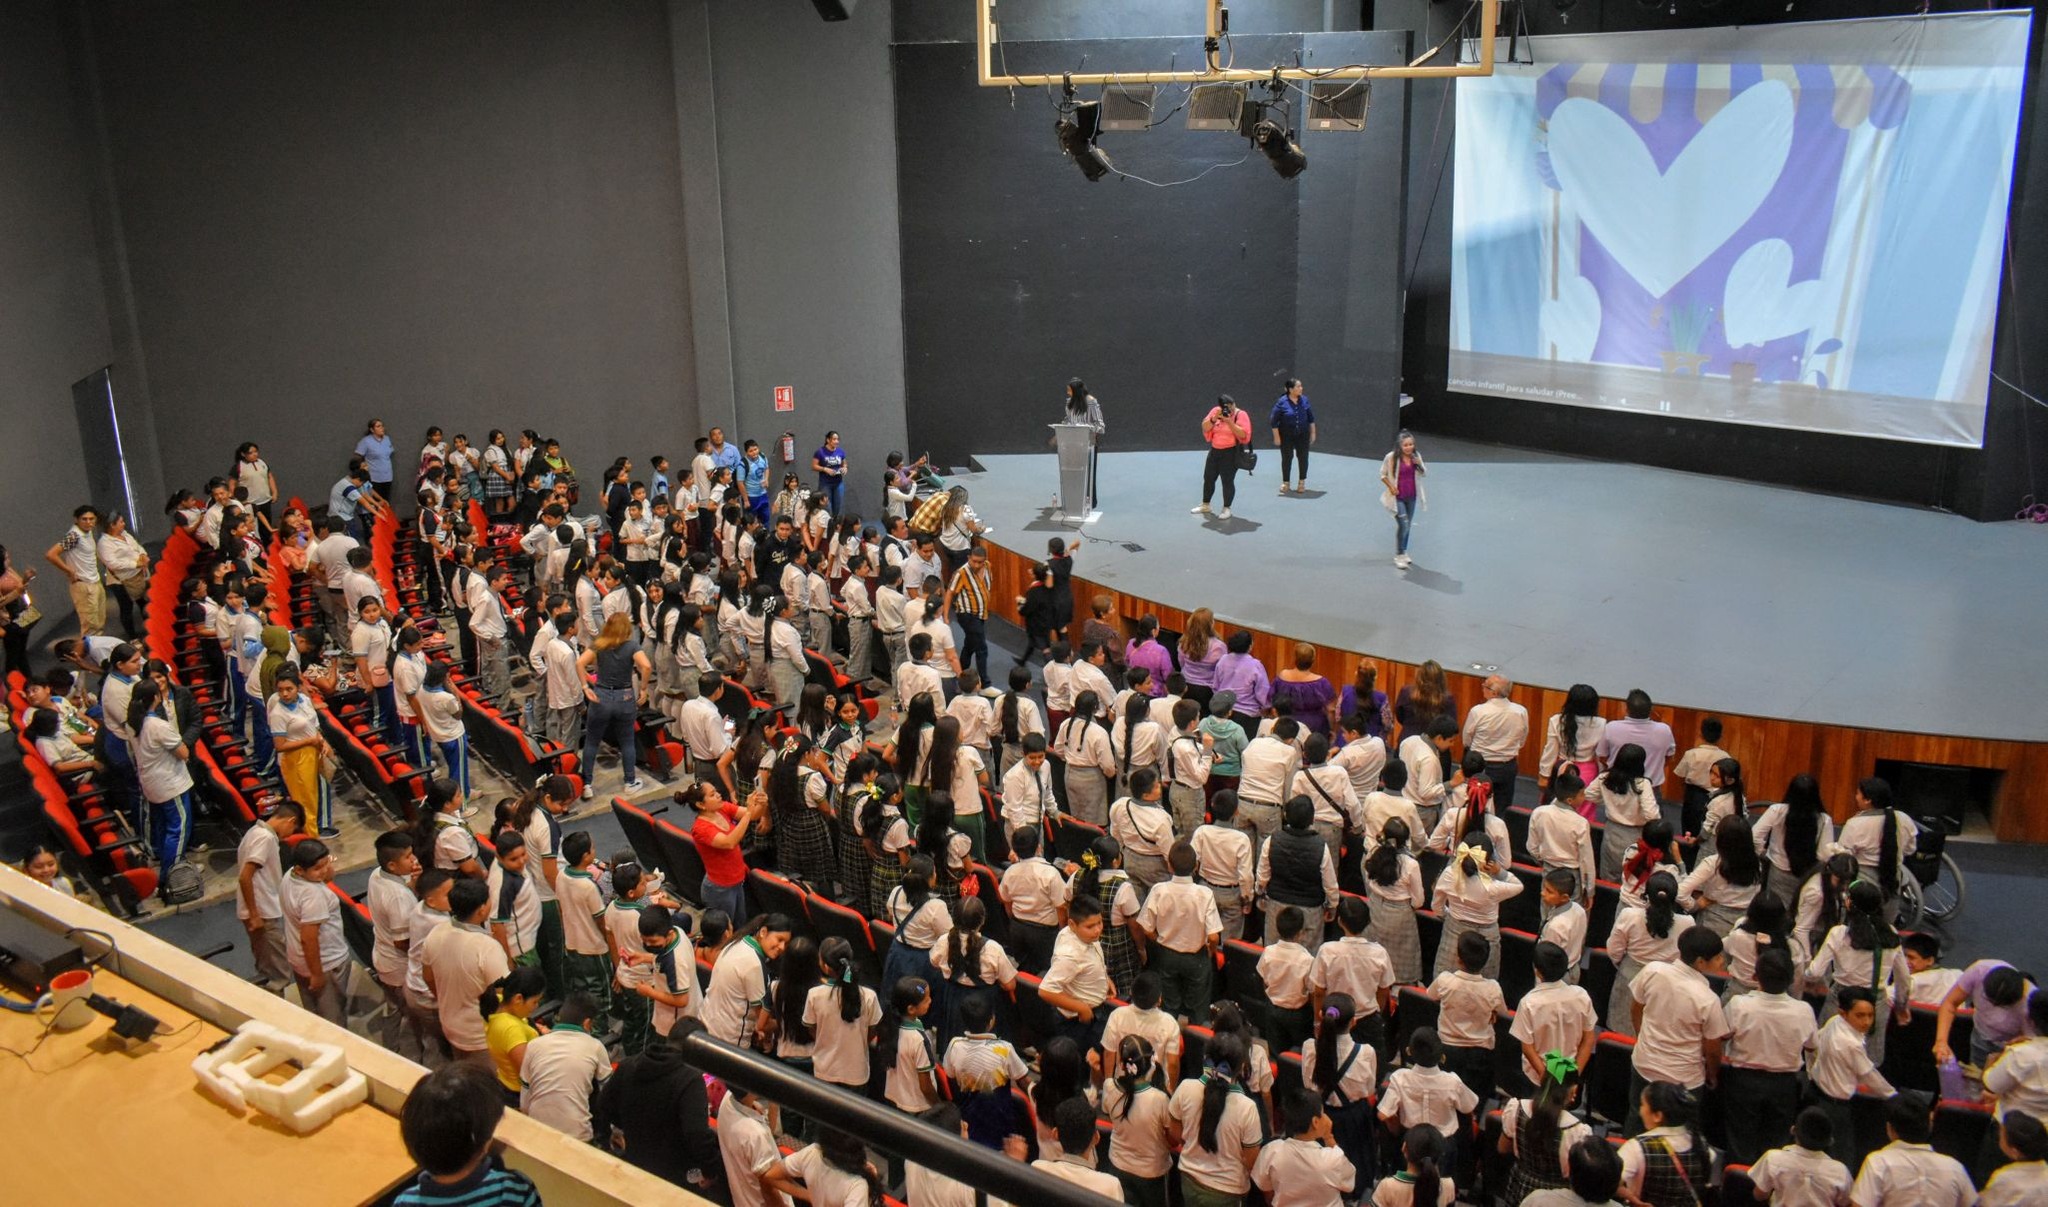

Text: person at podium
xmin=1063 ymin=378 xmax=1104 ymax=508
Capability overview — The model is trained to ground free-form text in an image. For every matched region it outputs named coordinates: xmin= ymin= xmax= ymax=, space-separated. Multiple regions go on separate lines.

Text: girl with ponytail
xmin=479 ymin=966 xmax=547 ymax=1101
xmin=1753 ymin=773 xmax=1833 ymax=887
xmin=1808 ymin=878 xmax=1909 ymax=1065
xmin=1605 ymin=871 xmax=1696 ymax=1037
xmin=1500 ymin=1052 xmax=1589 ymax=1201
xmin=1428 ymin=831 xmax=1522 ymax=980
xmin=1723 ymin=892 xmax=1805 ymax=993
xmin=1679 ymin=811 xmax=1762 ymax=936
xmin=1699 ymin=755 xmax=1747 ymax=840
xmin=1207 ymin=1001 xmax=1278 ymax=1123
xmin=1074 ymin=834 xmax=1142 ymax=998
xmin=1364 ymin=817 xmax=1427 ymax=983
xmin=1840 ymin=776 xmax=1914 ymax=905
xmin=996 ymin=664 xmax=1046 ymax=777
xmin=835 ymin=747 xmax=880 ymax=910
xmin=861 ymin=772 xmax=912 ymax=919
xmin=1618 ymin=1082 xmax=1711 ymax=1206
xmin=765 ymin=1127 xmax=884 ymax=1207
xmin=1798 ymin=852 xmax=1859 ymax=953
xmin=877 ymin=977 xmax=936 ymax=1112
xmin=1619 ymin=819 xmax=1684 ymax=911
xmin=1303 ymin=992 xmax=1378 ymax=1193
xmin=1373 ymin=1126 xmax=1451 ymax=1207
xmin=929 ymin=896 xmax=1017 ymax=1048
xmin=1103 ymin=1034 xmax=1172 ymax=1207
xmin=1054 ymin=688 xmax=1116 ymax=825
xmin=1590 ymin=742 xmax=1660 ymax=881
xmin=1168 ymin=1032 xmax=1264 ymax=1203
xmin=804 ymin=937 xmax=882 ymax=1092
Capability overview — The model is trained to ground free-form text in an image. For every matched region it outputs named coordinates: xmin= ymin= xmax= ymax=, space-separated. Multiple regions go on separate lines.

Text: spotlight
xmin=1055 ymin=101 xmax=1112 ymax=182
xmin=1253 ymin=119 xmax=1307 ymax=178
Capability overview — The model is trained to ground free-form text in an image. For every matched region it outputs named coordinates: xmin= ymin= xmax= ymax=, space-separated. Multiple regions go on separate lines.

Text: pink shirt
xmin=1204 ymin=407 xmax=1252 ymax=449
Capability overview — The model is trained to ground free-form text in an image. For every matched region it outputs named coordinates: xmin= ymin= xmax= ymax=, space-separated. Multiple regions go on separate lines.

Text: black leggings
xmin=1280 ymin=434 xmax=1310 ymax=482
xmin=1202 ymin=447 xmax=1239 ymax=507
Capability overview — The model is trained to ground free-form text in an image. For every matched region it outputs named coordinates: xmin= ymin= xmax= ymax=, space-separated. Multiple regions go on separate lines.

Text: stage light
xmin=1253 ymin=119 xmax=1307 ymax=178
xmin=1055 ymin=101 xmax=1112 ymax=181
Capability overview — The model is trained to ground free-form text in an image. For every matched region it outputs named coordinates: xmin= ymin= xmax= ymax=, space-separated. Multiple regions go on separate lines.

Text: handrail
xmin=666 ymin=1020 xmax=1117 ymax=1207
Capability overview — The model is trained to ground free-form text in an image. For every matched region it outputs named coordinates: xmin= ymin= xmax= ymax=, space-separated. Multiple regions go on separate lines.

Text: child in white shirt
xmin=1426 ymin=930 xmax=1509 ymax=1109
xmin=1747 ymin=1107 xmax=1853 ymax=1207
xmin=1377 ymin=1027 xmax=1478 ymax=1152
xmin=1258 ymin=905 xmax=1316 ymax=1053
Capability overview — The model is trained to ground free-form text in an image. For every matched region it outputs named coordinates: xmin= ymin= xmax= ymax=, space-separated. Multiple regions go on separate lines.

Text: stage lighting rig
xmin=1054 ymin=81 xmax=1112 ymax=182
xmin=1241 ymin=75 xmax=1306 ymax=178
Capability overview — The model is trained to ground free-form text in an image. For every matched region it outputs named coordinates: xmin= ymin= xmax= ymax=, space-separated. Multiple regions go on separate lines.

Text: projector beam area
xmin=975 ymin=0 xmax=1501 ymax=87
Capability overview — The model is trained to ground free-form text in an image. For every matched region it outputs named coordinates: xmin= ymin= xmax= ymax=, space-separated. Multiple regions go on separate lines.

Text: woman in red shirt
xmin=691 ymin=783 xmax=767 ymax=922
xmin=1192 ymin=394 xmax=1253 ymax=521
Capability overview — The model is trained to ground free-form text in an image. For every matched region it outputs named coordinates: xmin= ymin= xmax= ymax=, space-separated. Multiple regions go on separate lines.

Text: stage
xmin=956 ymin=438 xmax=2048 ymax=743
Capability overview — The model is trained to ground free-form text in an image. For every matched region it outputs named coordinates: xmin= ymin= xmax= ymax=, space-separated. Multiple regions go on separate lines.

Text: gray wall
xmin=690 ymin=0 xmax=908 ymax=520
xmin=85 ymin=0 xmax=699 ymax=506
xmin=0 ymin=1 xmax=114 ymax=601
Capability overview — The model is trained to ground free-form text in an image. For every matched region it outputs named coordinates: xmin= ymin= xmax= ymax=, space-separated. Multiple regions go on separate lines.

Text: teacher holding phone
xmin=1193 ymin=394 xmax=1254 ymax=521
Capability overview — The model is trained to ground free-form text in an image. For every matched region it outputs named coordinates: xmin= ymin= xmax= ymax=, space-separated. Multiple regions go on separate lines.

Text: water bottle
xmin=1936 ymin=1054 xmax=1968 ymax=1102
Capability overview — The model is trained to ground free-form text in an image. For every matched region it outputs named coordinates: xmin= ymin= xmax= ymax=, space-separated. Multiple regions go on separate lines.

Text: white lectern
xmin=1050 ymin=422 xmax=1098 ymax=523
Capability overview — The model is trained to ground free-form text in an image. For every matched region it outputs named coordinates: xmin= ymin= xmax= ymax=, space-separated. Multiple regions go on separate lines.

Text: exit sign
xmin=773 ymin=385 xmax=794 ymax=412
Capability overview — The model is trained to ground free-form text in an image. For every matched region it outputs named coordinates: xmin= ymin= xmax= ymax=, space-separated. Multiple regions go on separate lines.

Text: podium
xmin=1050 ymin=422 xmax=1097 ymax=522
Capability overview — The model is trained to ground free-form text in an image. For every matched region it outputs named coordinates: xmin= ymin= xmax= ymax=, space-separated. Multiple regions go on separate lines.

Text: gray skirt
xmin=1697 ymin=901 xmax=1746 ymax=938
xmin=1600 ymin=821 xmax=1642 ymax=883
xmin=769 ymin=661 xmax=807 ymax=709
xmin=1608 ymin=954 xmax=1644 ymax=1036
xmin=1065 ymin=766 xmax=1109 ymax=825
xmin=1434 ymin=915 xmax=1502 ymax=980
xmin=1367 ymin=897 xmax=1423 ymax=984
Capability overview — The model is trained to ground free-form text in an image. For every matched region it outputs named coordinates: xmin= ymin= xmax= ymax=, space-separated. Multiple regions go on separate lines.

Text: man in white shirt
xmin=519 ymin=994 xmax=612 ymax=1141
xmin=236 ymin=801 xmax=304 ymax=991
xmin=45 ymin=505 xmax=106 ymax=638
xmin=280 ymin=839 xmax=351 ymax=1027
xmin=1238 ymin=717 xmax=1303 ymax=837
xmin=1722 ymin=948 xmax=1819 ymax=1165
xmin=1461 ymin=674 xmax=1529 ymax=807
xmin=676 ymin=674 xmax=738 ymax=799
xmin=1628 ymin=926 xmax=1729 ymax=1128
xmin=1849 ymin=1093 xmax=1975 ymax=1207
xmin=1398 ymin=716 xmax=1461 ymax=832
xmin=421 ymin=879 xmax=511 ymax=1059
xmin=306 ymin=517 xmax=360 ymax=644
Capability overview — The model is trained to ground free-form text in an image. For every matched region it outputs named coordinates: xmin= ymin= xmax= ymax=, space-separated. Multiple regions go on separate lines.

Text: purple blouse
xmin=1179 ymin=638 xmax=1227 ymax=688
xmin=1271 ymin=675 xmax=1335 ymax=736
xmin=1124 ymin=639 xmax=1176 ymax=697
xmin=1212 ymin=653 xmax=1271 ymax=716
xmin=1339 ymin=686 xmax=1392 ymax=739
xmin=1396 ymin=459 xmax=1418 ymax=501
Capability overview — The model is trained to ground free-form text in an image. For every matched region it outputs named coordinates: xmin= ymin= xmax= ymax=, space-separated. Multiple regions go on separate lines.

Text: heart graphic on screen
xmin=1541 ymin=273 xmax=1603 ymax=362
xmin=1547 ymin=80 xmax=1794 ymax=298
xmin=1722 ymin=238 xmax=1823 ymax=348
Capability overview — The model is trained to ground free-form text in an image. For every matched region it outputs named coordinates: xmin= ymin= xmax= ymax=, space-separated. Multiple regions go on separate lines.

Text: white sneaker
xmin=1219 ymin=507 xmax=1233 ymax=520
xmin=1395 ymin=553 xmax=1411 ymax=568
xmin=1191 ymin=503 xmax=1211 ymax=514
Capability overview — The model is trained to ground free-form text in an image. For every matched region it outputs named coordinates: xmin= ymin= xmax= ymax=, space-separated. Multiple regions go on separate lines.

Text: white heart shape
xmin=1722 ymin=238 xmax=1824 ymax=348
xmin=1540 ymin=273 xmax=1602 ymax=362
xmin=1547 ymin=80 xmax=1794 ymax=298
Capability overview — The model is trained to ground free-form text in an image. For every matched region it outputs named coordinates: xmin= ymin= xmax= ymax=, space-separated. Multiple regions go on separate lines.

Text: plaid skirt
xmin=1367 ymin=897 xmax=1424 ymax=984
xmin=484 ymin=471 xmax=513 ymax=499
xmin=837 ymin=808 xmax=872 ymax=906
xmin=1101 ymin=922 xmax=1140 ymax=999
xmin=1433 ymin=915 xmax=1502 ymax=980
xmin=869 ymin=857 xmax=905 ymax=921
xmin=777 ymin=807 xmax=837 ymax=890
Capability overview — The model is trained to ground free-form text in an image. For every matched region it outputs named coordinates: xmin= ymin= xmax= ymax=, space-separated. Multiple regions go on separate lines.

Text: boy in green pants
xmin=556 ymin=831 xmax=614 ymax=1036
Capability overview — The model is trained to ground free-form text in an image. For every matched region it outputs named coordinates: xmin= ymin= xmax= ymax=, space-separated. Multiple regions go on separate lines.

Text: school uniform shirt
xmin=1809 ymin=1013 xmax=1894 ymax=1101
xmin=519 ymin=810 xmax=564 ymax=905
xmin=1168 ymin=1078 xmax=1263 ymax=1195
xmin=1101 ymin=1004 xmax=1183 ymax=1069
xmin=999 ymin=760 xmax=1057 ymax=834
xmin=893 ymin=661 xmax=943 ymax=713
xmin=883 ymin=1022 xmax=938 ymax=1112
xmin=1806 ymin=927 xmax=1908 ymax=1011
xmin=943 ymin=1031 xmax=1031 ymax=1092
xmin=885 ymin=892 xmax=955 ymax=949
xmin=718 ymin=1095 xmax=791 ymax=1207
xmin=311 ymin=533 xmax=358 ymax=589
xmin=1741 ymin=1144 xmax=1851 ymax=1207
xmin=1053 ymin=719 xmax=1116 ymax=779
xmin=1252 ymin=1136 xmax=1357 ymax=1207
xmin=1510 ymin=980 xmax=1599 ymax=1083
xmin=997 ymin=858 xmax=1067 ymax=927
xmin=1618 ymin=1127 xmax=1705 ymax=1203
xmin=406 ymin=906 xmax=449 ymax=1005
xmin=1260 ymin=940 xmax=1315 ymax=1009
xmin=1040 ymin=926 xmax=1109 ymax=1017
xmin=676 ymin=696 xmax=731 ymax=761
xmin=433 ymin=816 xmax=480 ymax=872
xmin=351 ymin=619 xmax=393 ymax=687
xmin=1312 ymin=935 xmax=1396 ymax=1016
xmin=1431 ymin=864 xmax=1524 ymax=925
xmin=946 ymin=694 xmax=994 ymax=752
xmin=1671 ymin=742 xmax=1729 ymax=791
xmin=1298 ymin=1034 xmax=1378 ymax=1108
xmin=1537 ymin=714 xmax=1604 ymax=776
xmin=366 ymin=867 xmax=417 ymax=986
xmin=1190 ymin=823 xmax=1254 ymax=901
xmin=1377 ymin=1065 xmax=1478 ymax=1134
xmin=1368 ymin=1173 xmax=1457 ymax=1207
xmin=1722 ymin=930 xmax=1810 ymax=991
xmin=235 ymin=824 xmax=284 ymax=922
xmin=802 ymin=982 xmax=882 ymax=1085
xmin=1977 ymin=1160 xmax=2048 ymax=1207
xmin=1588 ymin=776 xmax=1660 ymax=829
xmin=1724 ymin=990 xmax=1818 ymax=1074
xmin=1238 ymin=734 xmax=1301 ymax=804
xmin=486 ymin=860 xmax=543 ymax=959
xmin=1606 ymin=906 xmax=1696 ymax=967
xmin=343 ymin=569 xmax=385 ymax=626
xmin=541 ymin=636 xmax=584 ymax=710
xmin=1627 ymin=960 xmax=1729 ymax=1088
xmin=782 ymin=1143 xmax=874 ymax=1207
xmin=418 ymin=688 xmax=464 ymax=743
xmin=1527 ymin=804 xmax=1597 ymax=889
xmin=1908 ymin=966 xmax=1962 ymax=1004
xmin=703 ymin=937 xmax=775 ymax=1046
xmin=134 ymin=713 xmax=193 ymax=804
xmin=1846 ymin=1141 xmax=1973 ymax=1207
xmin=281 ymin=871 xmax=346 ymax=977
xmin=1070 ymin=660 xmax=1116 ymax=717
xmin=1041 ymin=659 xmax=1074 ymax=712
xmin=1678 ymin=854 xmax=1760 ymax=915
xmin=1334 ymin=736 xmax=1388 ymax=801
xmin=605 ymin=899 xmax=654 ymax=991
xmin=1031 ymin=1156 xmax=1122 ymax=1199
xmin=1428 ymin=969 xmax=1506 ymax=1048
xmin=1299 ymin=762 xmax=1365 ymax=831
xmin=1752 ymin=803 xmax=1836 ymax=875
xmin=1500 ymin=1097 xmax=1592 ymax=1176
xmin=1111 ymin=797 xmax=1176 ymax=862
xmin=558 ymin=868 xmax=609 ymax=957
xmin=1829 ymin=810 xmax=1919 ymax=882
xmin=519 ymin=1024 xmax=611 ymax=1142
xmin=929 ymin=935 xmax=1020 ymax=992
xmin=1541 ymin=901 xmax=1589 ymax=965
xmin=1982 ymin=1035 xmax=2048 ymax=1122
xmin=1397 ymin=734 xmax=1450 ymax=810
xmin=1102 ymin=1078 xmax=1176 ymax=1180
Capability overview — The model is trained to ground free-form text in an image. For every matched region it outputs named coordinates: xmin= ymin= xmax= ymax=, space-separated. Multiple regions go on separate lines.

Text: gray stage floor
xmin=957 ymin=438 xmax=2048 ymax=741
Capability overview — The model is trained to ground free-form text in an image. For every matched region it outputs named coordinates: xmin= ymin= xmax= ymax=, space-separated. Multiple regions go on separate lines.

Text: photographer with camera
xmin=1194 ymin=394 xmax=1254 ymax=522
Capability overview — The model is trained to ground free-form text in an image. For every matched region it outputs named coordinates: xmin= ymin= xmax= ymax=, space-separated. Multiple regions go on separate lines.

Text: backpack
xmin=160 ymin=859 xmax=204 ymax=905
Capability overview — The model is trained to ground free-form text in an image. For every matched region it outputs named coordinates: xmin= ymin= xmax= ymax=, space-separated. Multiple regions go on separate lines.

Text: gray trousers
xmin=881 ymin=629 xmax=908 ymax=674
xmin=295 ymin=963 xmax=351 ymax=1028
xmin=846 ymin=616 xmax=875 ymax=683
xmin=251 ymin=917 xmax=291 ymax=988
xmin=1238 ymin=799 xmax=1282 ymax=841
xmin=478 ymin=635 xmax=510 ymax=700
xmin=1168 ymin=783 xmax=1207 ymax=836
xmin=546 ymin=703 xmax=583 ymax=751
xmin=1266 ymin=899 xmax=1327 ymax=952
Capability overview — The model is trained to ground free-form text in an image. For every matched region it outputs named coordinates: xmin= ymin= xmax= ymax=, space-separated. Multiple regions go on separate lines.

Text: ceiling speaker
xmin=1307 ymin=81 xmax=1370 ymax=131
xmin=1186 ymin=84 xmax=1247 ymax=131
xmin=1099 ymin=86 xmax=1157 ymax=131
